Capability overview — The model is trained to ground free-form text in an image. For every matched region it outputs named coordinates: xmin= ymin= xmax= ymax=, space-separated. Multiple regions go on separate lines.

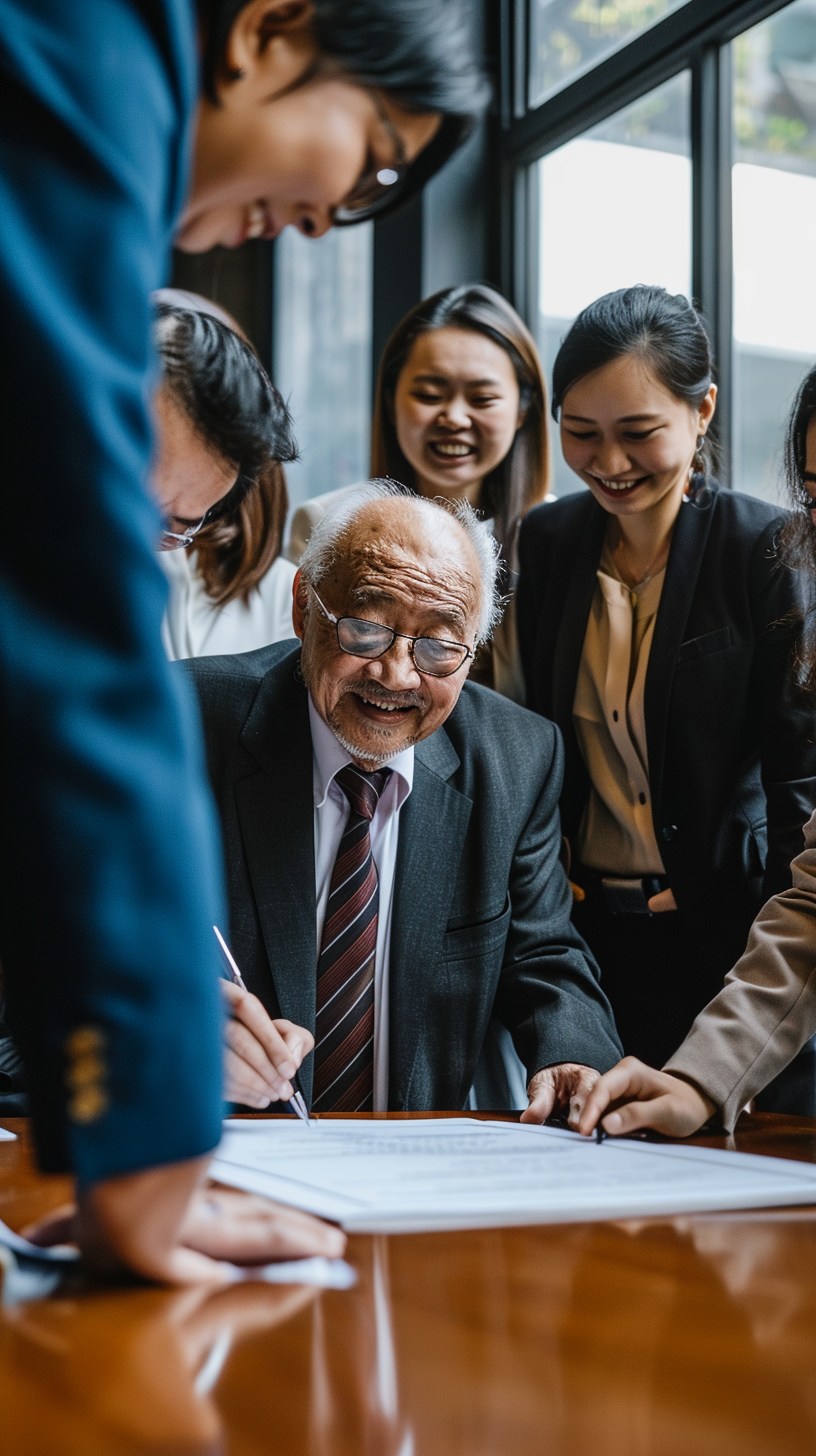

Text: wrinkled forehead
xmin=327 ymin=504 xmax=481 ymax=638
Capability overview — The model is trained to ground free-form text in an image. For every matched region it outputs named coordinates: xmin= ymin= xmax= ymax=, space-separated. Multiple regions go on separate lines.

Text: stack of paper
xmin=210 ymin=1118 xmax=816 ymax=1233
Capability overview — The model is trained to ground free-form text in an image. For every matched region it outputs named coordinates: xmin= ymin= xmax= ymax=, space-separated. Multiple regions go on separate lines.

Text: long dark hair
xmin=552 ymin=285 xmax=718 ymax=483
xmin=193 ymin=461 xmax=289 ymax=608
xmin=779 ymin=363 xmax=816 ymax=692
xmin=371 ymin=284 xmax=550 ymax=568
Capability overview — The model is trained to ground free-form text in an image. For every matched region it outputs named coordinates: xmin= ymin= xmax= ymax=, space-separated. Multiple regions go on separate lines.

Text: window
xmin=732 ymin=2 xmax=816 ymax=501
xmin=529 ymin=0 xmax=692 ymax=108
xmin=537 ymin=71 xmax=691 ymax=496
xmin=273 ymin=224 xmax=373 ymax=512
xmin=506 ymin=0 xmax=816 ymax=504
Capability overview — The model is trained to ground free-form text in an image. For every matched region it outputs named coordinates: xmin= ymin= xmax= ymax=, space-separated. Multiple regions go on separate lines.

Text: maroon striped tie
xmin=312 ymin=765 xmax=392 ymax=1113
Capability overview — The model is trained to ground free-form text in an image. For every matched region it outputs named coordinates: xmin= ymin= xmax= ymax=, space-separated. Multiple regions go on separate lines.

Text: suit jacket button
xmin=661 ymin=824 xmax=679 ymax=842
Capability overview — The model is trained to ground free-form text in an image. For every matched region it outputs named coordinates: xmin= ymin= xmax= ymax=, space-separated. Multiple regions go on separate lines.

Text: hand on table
xmin=221 ymin=979 xmax=312 ymax=1108
xmin=520 ymin=1062 xmax=600 ymax=1127
xmin=575 ymin=1056 xmax=717 ymax=1139
xmin=24 ymin=1156 xmax=345 ymax=1285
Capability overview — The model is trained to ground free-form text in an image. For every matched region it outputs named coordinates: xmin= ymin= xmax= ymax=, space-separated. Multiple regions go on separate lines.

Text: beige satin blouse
xmin=572 ymin=543 xmax=666 ymax=875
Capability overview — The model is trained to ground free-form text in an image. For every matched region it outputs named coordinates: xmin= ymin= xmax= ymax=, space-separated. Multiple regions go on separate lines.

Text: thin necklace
xmin=612 ymin=537 xmax=669 ymax=607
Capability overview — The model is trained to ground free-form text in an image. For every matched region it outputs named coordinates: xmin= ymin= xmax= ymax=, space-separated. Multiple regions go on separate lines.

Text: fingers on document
xmin=519 ymin=1070 xmax=556 ymax=1124
xmin=184 ymin=1189 xmax=346 ymax=1263
xmin=566 ymin=1065 xmax=601 ymax=1128
xmin=576 ymin=1058 xmax=697 ymax=1138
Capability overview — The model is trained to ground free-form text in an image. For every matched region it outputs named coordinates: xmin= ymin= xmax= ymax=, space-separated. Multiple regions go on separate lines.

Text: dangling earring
xmin=693 ymin=434 xmax=706 ymax=476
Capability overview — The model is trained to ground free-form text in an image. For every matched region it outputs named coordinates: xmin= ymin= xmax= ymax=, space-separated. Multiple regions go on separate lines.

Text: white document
xmin=210 ymin=1117 xmax=816 ymax=1233
xmin=0 ymin=1128 xmax=16 ymax=1142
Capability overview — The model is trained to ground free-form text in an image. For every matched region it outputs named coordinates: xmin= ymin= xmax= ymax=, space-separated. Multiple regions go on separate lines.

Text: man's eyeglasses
xmin=310 ymin=586 xmax=474 ymax=679
xmin=332 ymin=92 xmax=408 ymax=225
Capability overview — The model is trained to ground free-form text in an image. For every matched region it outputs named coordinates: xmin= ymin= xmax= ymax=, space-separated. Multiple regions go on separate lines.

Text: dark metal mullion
xmin=503 ymin=0 xmax=789 ymax=167
xmin=692 ymin=45 xmax=734 ymax=486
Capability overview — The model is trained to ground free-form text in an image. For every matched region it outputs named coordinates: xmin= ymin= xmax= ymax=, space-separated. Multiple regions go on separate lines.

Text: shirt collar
xmin=308 ymin=696 xmax=414 ymax=810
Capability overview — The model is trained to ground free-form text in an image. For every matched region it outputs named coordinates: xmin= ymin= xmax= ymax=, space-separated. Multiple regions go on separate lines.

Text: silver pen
xmin=213 ymin=925 xmax=311 ymax=1127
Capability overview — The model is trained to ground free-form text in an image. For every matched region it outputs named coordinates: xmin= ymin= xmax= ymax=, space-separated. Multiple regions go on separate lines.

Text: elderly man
xmin=185 ymin=484 xmax=622 ymax=1120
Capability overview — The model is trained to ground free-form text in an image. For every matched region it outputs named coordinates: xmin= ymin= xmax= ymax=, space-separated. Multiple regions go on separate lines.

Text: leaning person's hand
xmin=576 ymin=1057 xmax=716 ymax=1139
xmin=176 ymin=1187 xmax=345 ymax=1265
xmin=520 ymin=1063 xmax=600 ymax=1126
xmin=24 ymin=1158 xmax=345 ymax=1285
xmin=221 ymin=979 xmax=312 ymax=1108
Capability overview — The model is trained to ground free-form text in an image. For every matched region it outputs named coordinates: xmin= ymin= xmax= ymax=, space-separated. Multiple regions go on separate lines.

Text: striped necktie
xmin=313 ymin=764 xmax=392 ymax=1113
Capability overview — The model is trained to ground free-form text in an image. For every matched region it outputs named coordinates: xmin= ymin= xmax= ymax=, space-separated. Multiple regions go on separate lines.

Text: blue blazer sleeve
xmin=0 ymin=0 xmax=226 ymax=1182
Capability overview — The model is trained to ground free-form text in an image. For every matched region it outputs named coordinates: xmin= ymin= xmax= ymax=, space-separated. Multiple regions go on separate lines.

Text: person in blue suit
xmin=0 ymin=0 xmax=487 ymax=1281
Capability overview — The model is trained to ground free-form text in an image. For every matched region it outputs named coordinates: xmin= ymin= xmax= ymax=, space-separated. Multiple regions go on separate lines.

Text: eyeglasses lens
xmin=336 ymin=617 xmax=394 ymax=657
xmin=413 ymin=640 xmax=467 ymax=676
xmin=335 ymin=617 xmax=466 ymax=678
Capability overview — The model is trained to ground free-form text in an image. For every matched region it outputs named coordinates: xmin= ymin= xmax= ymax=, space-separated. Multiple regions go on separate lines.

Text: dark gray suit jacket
xmin=183 ymin=642 xmax=622 ymax=1110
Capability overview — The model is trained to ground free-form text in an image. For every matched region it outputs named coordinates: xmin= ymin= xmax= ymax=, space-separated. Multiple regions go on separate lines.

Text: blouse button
xmin=638 ymin=792 xmax=647 ymax=805
xmin=612 ymin=710 xmax=619 ymax=722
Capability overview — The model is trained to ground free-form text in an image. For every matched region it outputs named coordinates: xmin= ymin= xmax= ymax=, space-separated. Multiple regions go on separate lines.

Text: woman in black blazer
xmin=517 ymin=286 xmax=816 ymax=1101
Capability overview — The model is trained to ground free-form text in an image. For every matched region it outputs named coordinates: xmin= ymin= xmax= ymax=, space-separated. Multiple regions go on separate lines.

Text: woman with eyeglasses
xmin=151 ymin=294 xmax=300 ymax=660
xmin=516 ymin=285 xmax=816 ymax=1113
xmin=288 ymin=284 xmax=551 ymax=702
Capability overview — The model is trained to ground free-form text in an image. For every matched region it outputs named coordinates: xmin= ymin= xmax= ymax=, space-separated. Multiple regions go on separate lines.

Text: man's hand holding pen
xmin=221 ymin=979 xmax=312 ymax=1110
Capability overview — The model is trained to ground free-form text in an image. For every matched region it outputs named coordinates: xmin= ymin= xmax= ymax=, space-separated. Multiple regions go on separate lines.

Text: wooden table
xmin=2 ymin=1112 xmax=816 ymax=1455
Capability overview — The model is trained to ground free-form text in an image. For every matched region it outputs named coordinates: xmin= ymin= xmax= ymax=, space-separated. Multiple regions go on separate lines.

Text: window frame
xmin=499 ymin=0 xmax=798 ymax=484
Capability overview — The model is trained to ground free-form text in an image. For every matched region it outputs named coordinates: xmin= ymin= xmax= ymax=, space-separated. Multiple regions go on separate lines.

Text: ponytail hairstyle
xmin=551 ymin=285 xmax=719 ymax=492
xmin=372 ymin=283 xmax=550 ymax=570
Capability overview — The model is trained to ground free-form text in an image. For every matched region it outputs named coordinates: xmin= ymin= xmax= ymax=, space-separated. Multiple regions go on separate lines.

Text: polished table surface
xmin=2 ymin=1112 xmax=816 ymax=1455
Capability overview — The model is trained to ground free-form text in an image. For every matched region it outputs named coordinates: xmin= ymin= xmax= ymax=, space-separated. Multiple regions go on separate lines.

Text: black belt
xmin=574 ymin=868 xmax=668 ymax=916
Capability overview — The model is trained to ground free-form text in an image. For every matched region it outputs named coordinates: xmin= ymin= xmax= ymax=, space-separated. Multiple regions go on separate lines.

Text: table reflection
xmin=0 ymin=1277 xmax=317 ymax=1454
xmin=308 ymin=1236 xmax=413 ymax=1456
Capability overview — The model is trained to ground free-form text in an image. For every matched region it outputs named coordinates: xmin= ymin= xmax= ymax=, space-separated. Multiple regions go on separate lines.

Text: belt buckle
xmin=601 ymin=877 xmax=652 ymax=915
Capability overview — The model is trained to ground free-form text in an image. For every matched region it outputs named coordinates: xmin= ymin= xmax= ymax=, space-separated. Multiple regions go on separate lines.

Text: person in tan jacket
xmin=575 ymin=361 xmax=816 ymax=1139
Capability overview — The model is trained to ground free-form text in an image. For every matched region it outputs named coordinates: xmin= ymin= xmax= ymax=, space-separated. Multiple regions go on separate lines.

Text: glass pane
xmin=273 ymin=224 xmax=372 ymax=513
xmin=529 ymin=0 xmax=691 ymax=109
xmin=536 ymin=71 xmax=691 ymax=497
xmin=733 ymin=1 xmax=816 ymax=503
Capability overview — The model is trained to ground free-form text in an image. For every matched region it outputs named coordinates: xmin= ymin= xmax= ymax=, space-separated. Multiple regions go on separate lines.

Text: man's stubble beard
xmin=301 ymin=649 xmax=423 ymax=767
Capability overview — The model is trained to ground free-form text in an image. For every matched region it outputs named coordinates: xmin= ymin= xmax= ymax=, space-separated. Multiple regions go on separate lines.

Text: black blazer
xmin=183 ymin=642 xmax=622 ymax=1111
xmin=517 ymin=485 xmax=816 ymax=938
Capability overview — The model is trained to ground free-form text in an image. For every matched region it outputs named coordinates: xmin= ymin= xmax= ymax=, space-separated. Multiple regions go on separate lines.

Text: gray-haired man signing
xmin=183 ymin=484 xmax=622 ymax=1121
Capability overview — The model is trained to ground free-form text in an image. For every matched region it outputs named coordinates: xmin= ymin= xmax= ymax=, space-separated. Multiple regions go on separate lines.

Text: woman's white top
xmin=159 ymin=549 xmax=296 ymax=661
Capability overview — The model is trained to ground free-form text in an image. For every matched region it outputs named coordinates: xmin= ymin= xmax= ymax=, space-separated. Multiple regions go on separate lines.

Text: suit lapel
xmin=234 ymin=658 xmax=318 ymax=1097
xmin=388 ymin=726 xmax=471 ymax=1107
xmin=551 ymin=498 xmax=607 ymax=726
xmin=645 ymin=490 xmax=717 ymax=803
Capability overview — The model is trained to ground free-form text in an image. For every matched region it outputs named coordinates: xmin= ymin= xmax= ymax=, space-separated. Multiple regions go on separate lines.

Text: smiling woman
xmin=516 ymin=284 xmax=816 ymax=1112
xmin=288 ymin=284 xmax=551 ymax=702
xmin=178 ymin=0 xmax=489 ymax=251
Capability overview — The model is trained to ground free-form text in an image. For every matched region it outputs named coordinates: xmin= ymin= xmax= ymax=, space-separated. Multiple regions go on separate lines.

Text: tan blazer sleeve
xmin=664 ymin=808 xmax=816 ymax=1129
